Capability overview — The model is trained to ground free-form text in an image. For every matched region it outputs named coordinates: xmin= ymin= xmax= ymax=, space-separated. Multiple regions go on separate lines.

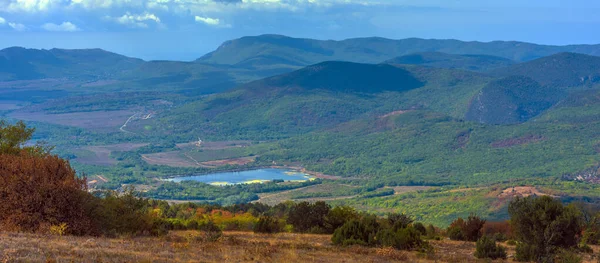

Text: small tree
xmin=447 ymin=215 xmax=485 ymax=241
xmin=474 ymin=235 xmax=507 ymax=259
xmin=387 ymin=213 xmax=414 ymax=230
xmin=509 ymin=196 xmax=583 ymax=262
xmin=464 ymin=214 xmax=486 ymax=241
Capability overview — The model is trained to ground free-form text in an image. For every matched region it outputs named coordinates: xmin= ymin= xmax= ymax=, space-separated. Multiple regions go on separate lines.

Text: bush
xmin=413 ymin=222 xmax=426 ymax=235
xmin=325 ymin=206 xmax=359 ymax=233
xmin=200 ymin=220 xmax=222 ymax=242
xmin=474 ymin=235 xmax=507 ymax=259
xmin=332 ymin=215 xmax=380 ymax=246
xmin=447 ymin=215 xmax=485 ymax=241
xmin=387 ymin=213 xmax=413 ymax=230
xmin=287 ymin=201 xmax=330 ymax=233
xmin=555 ymin=249 xmax=582 ymax=263
xmin=377 ymin=226 xmax=426 ymax=251
xmin=509 ymin=196 xmax=583 ymax=262
xmin=447 ymin=225 xmax=465 ymax=241
xmin=425 ymin=224 xmax=437 ymax=239
xmin=0 ymin=151 xmax=105 ymax=235
xmin=254 ymin=215 xmax=281 ymax=234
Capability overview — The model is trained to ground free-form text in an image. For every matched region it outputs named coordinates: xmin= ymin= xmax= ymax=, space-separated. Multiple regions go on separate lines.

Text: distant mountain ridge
xmin=196 ymin=34 xmax=600 ymax=67
xmin=0 ymin=47 xmax=144 ymax=81
xmin=384 ymin=52 xmax=515 ymax=72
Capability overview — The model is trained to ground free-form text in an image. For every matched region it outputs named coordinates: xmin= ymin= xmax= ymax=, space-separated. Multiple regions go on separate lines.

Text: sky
xmin=0 ymin=0 xmax=599 ymax=61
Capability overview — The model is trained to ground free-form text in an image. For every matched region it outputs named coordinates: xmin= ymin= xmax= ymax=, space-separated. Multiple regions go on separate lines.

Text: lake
xmin=166 ymin=168 xmax=313 ymax=186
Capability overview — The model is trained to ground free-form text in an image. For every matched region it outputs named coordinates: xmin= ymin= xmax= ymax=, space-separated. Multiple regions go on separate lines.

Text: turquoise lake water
xmin=166 ymin=168 xmax=312 ymax=185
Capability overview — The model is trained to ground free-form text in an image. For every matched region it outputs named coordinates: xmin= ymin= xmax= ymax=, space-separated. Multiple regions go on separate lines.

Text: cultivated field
xmin=9 ymin=110 xmax=134 ymax=132
xmin=141 ymin=143 xmax=257 ymax=168
xmin=142 ymin=151 xmax=203 ymax=168
xmin=74 ymin=143 xmax=148 ymax=166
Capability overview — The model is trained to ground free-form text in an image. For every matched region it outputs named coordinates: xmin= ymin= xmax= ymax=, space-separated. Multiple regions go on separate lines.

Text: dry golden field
xmin=0 ymin=231 xmax=598 ymax=263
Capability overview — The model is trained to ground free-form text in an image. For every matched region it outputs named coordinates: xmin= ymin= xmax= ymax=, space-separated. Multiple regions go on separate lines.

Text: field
xmin=1 ymin=230 xmax=599 ymax=263
xmin=141 ymin=151 xmax=204 ymax=168
xmin=141 ymin=142 xmax=267 ymax=168
xmin=73 ymin=143 xmax=148 ymax=166
xmin=8 ymin=110 xmax=134 ymax=132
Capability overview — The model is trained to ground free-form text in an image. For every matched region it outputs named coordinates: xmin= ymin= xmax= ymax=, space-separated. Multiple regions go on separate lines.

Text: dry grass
xmin=1 ymin=231 xmax=599 ymax=262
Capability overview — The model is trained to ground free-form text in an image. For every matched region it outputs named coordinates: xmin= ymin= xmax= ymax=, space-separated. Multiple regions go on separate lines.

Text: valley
xmin=4 ymin=35 xmax=600 ymax=227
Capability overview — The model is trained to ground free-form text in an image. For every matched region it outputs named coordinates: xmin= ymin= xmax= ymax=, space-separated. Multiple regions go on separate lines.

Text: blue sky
xmin=1 ymin=0 xmax=599 ymax=60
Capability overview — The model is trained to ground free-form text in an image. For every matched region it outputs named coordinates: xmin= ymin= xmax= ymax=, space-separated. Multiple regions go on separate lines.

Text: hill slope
xmin=196 ymin=34 xmax=600 ymax=67
xmin=384 ymin=52 xmax=514 ymax=72
xmin=465 ymin=76 xmax=563 ymax=124
xmin=491 ymin=52 xmax=600 ymax=88
xmin=0 ymin=47 xmax=144 ymax=81
xmin=140 ymin=62 xmax=492 ymax=140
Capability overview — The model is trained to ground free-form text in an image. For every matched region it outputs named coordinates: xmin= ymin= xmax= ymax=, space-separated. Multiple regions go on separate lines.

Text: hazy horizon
xmin=1 ymin=0 xmax=599 ymax=60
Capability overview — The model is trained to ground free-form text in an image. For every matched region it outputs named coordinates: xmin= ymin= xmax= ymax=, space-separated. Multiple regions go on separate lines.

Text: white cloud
xmin=194 ymin=16 xmax=220 ymax=26
xmin=0 ymin=17 xmax=6 ymax=24
xmin=107 ymin=12 xmax=161 ymax=28
xmin=5 ymin=0 xmax=62 ymax=12
xmin=42 ymin=21 xmax=80 ymax=31
xmin=8 ymin=22 xmax=27 ymax=31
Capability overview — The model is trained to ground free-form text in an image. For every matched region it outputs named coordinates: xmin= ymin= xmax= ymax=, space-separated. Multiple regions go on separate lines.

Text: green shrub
xmin=387 ymin=213 xmax=414 ymax=230
xmin=287 ymin=201 xmax=330 ymax=233
xmin=515 ymin=243 xmax=536 ymax=262
xmin=447 ymin=226 xmax=465 ymax=241
xmin=325 ymin=206 xmax=359 ymax=233
xmin=253 ymin=215 xmax=281 ymax=234
xmin=509 ymin=196 xmax=583 ymax=262
xmin=200 ymin=220 xmax=222 ymax=242
xmin=377 ymin=227 xmax=427 ymax=251
xmin=425 ymin=224 xmax=437 ymax=239
xmin=474 ymin=235 xmax=507 ymax=260
xmin=332 ymin=215 xmax=380 ymax=246
xmin=555 ymin=249 xmax=582 ymax=263
xmin=413 ymin=222 xmax=426 ymax=235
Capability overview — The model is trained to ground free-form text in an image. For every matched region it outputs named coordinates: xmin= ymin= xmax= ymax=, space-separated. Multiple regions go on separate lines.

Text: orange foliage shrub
xmin=0 ymin=151 xmax=97 ymax=235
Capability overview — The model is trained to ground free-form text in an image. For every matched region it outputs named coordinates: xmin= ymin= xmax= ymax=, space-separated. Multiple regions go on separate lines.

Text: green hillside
xmin=491 ymin=52 xmax=600 ymax=87
xmin=143 ymin=62 xmax=490 ymax=140
xmin=384 ymin=52 xmax=514 ymax=72
xmin=465 ymin=76 xmax=563 ymax=124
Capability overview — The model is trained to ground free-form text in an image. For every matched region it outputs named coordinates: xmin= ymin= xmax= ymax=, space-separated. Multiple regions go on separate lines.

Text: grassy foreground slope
xmin=0 ymin=231 xmax=493 ymax=263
